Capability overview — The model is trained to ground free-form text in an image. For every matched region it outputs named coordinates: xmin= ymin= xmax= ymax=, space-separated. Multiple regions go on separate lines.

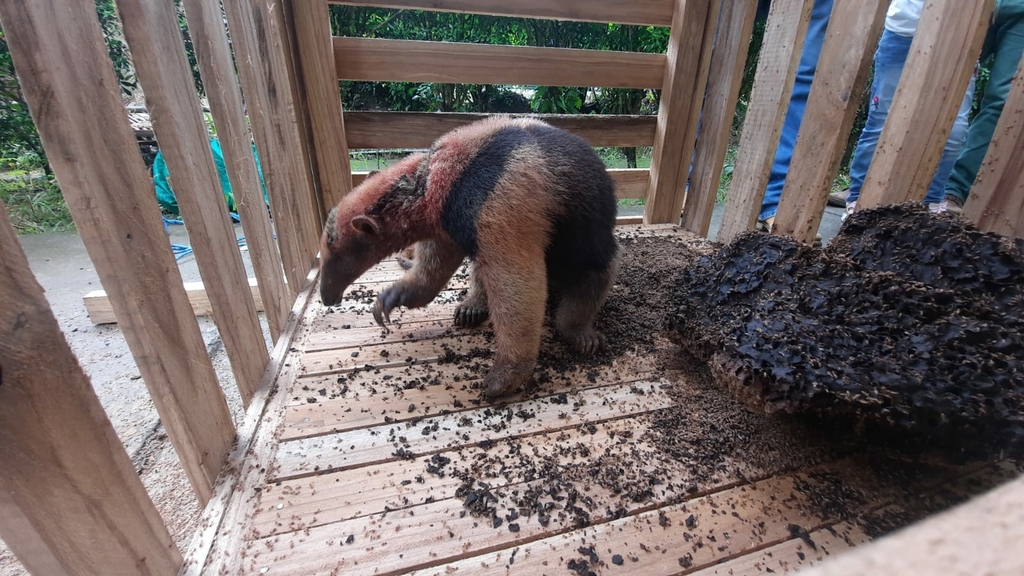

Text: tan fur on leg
xmin=476 ymin=254 xmax=547 ymax=398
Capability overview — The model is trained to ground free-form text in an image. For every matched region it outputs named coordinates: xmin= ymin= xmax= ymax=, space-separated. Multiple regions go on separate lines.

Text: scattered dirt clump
xmin=668 ymin=203 xmax=1024 ymax=460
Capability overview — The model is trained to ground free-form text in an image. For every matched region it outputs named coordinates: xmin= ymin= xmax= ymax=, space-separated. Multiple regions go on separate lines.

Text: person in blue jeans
xmin=756 ymin=0 xmax=834 ymax=245
xmin=940 ymin=0 xmax=1024 ymax=214
xmin=844 ymin=0 xmax=976 ymax=220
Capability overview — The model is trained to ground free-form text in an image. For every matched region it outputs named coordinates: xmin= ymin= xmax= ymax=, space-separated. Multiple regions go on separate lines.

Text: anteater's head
xmin=319 ymin=154 xmax=425 ymax=306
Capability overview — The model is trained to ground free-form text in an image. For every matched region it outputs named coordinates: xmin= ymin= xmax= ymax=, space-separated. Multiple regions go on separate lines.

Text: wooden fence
xmin=1 ymin=0 xmax=1023 ymax=573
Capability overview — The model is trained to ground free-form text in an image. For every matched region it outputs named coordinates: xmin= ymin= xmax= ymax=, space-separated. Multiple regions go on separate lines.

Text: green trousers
xmin=944 ymin=0 xmax=1024 ymax=204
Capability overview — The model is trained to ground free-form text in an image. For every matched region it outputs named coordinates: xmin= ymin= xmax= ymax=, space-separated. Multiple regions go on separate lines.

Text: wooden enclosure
xmin=1 ymin=0 xmax=1023 ymax=574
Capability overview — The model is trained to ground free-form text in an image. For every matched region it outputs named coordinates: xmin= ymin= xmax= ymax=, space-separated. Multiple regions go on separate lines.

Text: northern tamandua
xmin=319 ymin=116 xmax=620 ymax=398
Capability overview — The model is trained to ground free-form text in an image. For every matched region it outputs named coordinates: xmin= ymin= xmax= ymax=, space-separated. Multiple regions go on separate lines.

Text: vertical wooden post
xmin=0 ymin=0 xmax=234 ymax=503
xmin=114 ymin=0 xmax=270 ymax=406
xmin=644 ymin=0 xmax=720 ymax=224
xmin=856 ymin=0 xmax=993 ymax=209
xmin=773 ymin=0 xmax=888 ymax=244
xmin=716 ymin=0 xmax=815 ymax=243
xmin=963 ymin=56 xmax=1024 ymax=238
xmin=684 ymin=0 xmax=760 ymax=236
xmin=0 ymin=200 xmax=182 ymax=575
xmin=291 ymin=0 xmax=354 ymax=212
xmin=223 ymin=0 xmax=323 ymax=293
xmin=180 ymin=0 xmax=291 ymax=342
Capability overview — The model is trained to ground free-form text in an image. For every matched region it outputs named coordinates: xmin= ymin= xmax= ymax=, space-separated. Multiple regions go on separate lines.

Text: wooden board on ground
xmin=182 ymin=225 xmax=1020 ymax=575
xmin=83 ymin=278 xmax=264 ymax=325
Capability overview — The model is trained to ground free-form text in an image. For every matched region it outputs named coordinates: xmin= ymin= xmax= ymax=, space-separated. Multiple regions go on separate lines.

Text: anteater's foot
xmin=482 ymin=361 xmax=534 ymax=399
xmin=454 ymin=299 xmax=489 ymax=328
xmin=562 ymin=328 xmax=607 ymax=356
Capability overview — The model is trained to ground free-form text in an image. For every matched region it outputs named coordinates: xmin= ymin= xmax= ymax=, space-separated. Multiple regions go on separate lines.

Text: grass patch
xmin=1 ymin=174 xmax=74 ymax=234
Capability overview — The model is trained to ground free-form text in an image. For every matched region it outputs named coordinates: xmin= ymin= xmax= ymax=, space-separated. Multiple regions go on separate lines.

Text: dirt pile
xmin=667 ymin=203 xmax=1024 ymax=459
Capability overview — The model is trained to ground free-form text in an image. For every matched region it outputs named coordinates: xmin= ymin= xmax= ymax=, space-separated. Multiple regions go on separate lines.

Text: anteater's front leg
xmin=475 ymin=251 xmax=547 ymax=399
xmin=373 ymin=238 xmax=464 ymax=325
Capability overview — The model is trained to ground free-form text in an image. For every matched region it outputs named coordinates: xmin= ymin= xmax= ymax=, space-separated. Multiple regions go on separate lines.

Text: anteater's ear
xmin=350 ymin=214 xmax=381 ymax=236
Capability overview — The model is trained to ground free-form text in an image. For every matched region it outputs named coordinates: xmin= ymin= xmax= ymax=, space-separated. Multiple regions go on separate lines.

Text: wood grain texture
xmin=180 ymin=270 xmax=321 ymax=576
xmin=292 ymin=0 xmax=353 ymax=211
xmin=684 ymin=0 xmax=759 ymax=236
xmin=343 ymin=111 xmax=657 ymax=149
xmin=334 ymin=37 xmax=666 ymax=89
xmin=223 ymin=0 xmax=323 ymax=293
xmin=180 ymin=0 xmax=290 ymax=342
xmin=0 ymin=0 xmax=234 ymax=503
xmin=115 ymin=0 xmax=270 ymax=406
xmin=643 ymin=0 xmax=720 ymax=224
xmin=716 ymin=0 xmax=815 ymax=242
xmin=328 ymin=0 xmax=675 ymax=26
xmin=856 ymin=0 xmax=993 ymax=210
xmin=963 ymin=56 xmax=1024 ymax=238
xmin=349 ymin=168 xmax=649 ymax=200
xmin=800 ymin=474 xmax=1024 ymax=576
xmin=773 ymin=0 xmax=888 ymax=244
xmin=83 ymin=278 xmax=264 ymax=325
xmin=0 ymin=200 xmax=181 ymax=575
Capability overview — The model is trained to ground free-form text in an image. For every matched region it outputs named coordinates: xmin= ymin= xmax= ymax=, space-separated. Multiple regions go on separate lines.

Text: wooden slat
xmin=644 ymin=0 xmax=719 ymax=224
xmin=799 ymin=474 xmax=1024 ymax=576
xmin=0 ymin=0 xmax=234 ymax=503
xmin=716 ymin=0 xmax=816 ymax=243
xmin=773 ymin=0 xmax=888 ymax=244
xmin=115 ymin=0 xmax=270 ymax=406
xmin=0 ymin=200 xmax=181 ymax=575
xmin=273 ymin=380 xmax=671 ymax=480
xmin=963 ymin=56 xmax=1024 ymax=238
xmin=684 ymin=0 xmax=759 ymax=236
xmin=292 ymin=0 xmax=353 ymax=211
xmin=224 ymin=0 xmax=323 ymax=293
xmin=334 ymin=37 xmax=666 ymax=89
xmin=343 ymin=111 xmax=657 ymax=149
xmin=180 ymin=0 xmax=291 ymax=342
xmin=328 ymin=0 xmax=676 ymax=27
xmin=83 ymin=278 xmax=264 ymax=325
xmin=350 ymin=166 xmax=650 ymax=198
xmin=180 ymin=268 xmax=320 ymax=576
xmin=856 ymin=0 xmax=993 ymax=210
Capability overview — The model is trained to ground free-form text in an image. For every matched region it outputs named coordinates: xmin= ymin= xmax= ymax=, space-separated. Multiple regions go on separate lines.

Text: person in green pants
xmin=940 ymin=0 xmax=1024 ymax=214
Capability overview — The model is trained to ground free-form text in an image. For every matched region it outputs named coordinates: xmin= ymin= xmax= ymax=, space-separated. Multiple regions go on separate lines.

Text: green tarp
xmin=153 ymin=138 xmax=268 ymax=216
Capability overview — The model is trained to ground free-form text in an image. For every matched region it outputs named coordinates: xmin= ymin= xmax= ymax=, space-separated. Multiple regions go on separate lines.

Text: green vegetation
xmin=2 ymin=3 xmax=991 ymax=234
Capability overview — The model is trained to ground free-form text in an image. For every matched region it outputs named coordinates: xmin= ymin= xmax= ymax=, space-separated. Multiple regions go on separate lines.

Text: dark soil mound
xmin=667 ymin=203 xmax=1024 ymax=460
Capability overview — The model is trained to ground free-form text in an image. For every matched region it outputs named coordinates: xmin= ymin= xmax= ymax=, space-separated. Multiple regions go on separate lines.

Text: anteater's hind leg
xmin=555 ymin=250 xmax=620 ymax=355
xmin=454 ymin=261 xmax=489 ymax=327
xmin=476 ymin=254 xmax=547 ymax=399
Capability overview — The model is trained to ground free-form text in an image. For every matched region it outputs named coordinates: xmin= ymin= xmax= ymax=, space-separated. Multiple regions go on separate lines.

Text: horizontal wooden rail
xmin=84 ymin=278 xmax=264 ymax=325
xmin=344 ymin=111 xmax=656 ymax=149
xmin=328 ymin=0 xmax=675 ymax=27
xmin=334 ymin=37 xmax=665 ymax=89
xmin=349 ymin=168 xmax=649 ymax=199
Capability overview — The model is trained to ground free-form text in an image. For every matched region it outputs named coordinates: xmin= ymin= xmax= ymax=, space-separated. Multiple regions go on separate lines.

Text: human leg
xmin=758 ymin=0 xmax=835 ymax=223
xmin=944 ymin=2 xmax=1024 ymax=206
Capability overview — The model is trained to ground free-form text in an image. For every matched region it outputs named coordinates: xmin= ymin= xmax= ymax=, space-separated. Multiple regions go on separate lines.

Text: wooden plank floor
xmin=191 ymin=225 xmax=1021 ymax=575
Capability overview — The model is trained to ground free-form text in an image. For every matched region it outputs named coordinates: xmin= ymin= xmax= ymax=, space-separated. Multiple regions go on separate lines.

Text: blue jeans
xmin=760 ymin=0 xmax=834 ymax=221
xmin=847 ymin=30 xmax=974 ymax=205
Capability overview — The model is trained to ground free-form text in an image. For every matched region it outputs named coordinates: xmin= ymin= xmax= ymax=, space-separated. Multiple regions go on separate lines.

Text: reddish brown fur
xmin=319 ymin=116 xmax=618 ymax=399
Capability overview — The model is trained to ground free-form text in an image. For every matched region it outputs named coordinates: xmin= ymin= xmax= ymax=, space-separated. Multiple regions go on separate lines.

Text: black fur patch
xmin=441 ymin=127 xmax=532 ymax=256
xmin=520 ymin=123 xmax=618 ymax=288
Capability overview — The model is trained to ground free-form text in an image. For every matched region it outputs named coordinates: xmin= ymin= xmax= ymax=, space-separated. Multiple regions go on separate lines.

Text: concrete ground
xmin=0 ymin=203 xmax=845 ymax=575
